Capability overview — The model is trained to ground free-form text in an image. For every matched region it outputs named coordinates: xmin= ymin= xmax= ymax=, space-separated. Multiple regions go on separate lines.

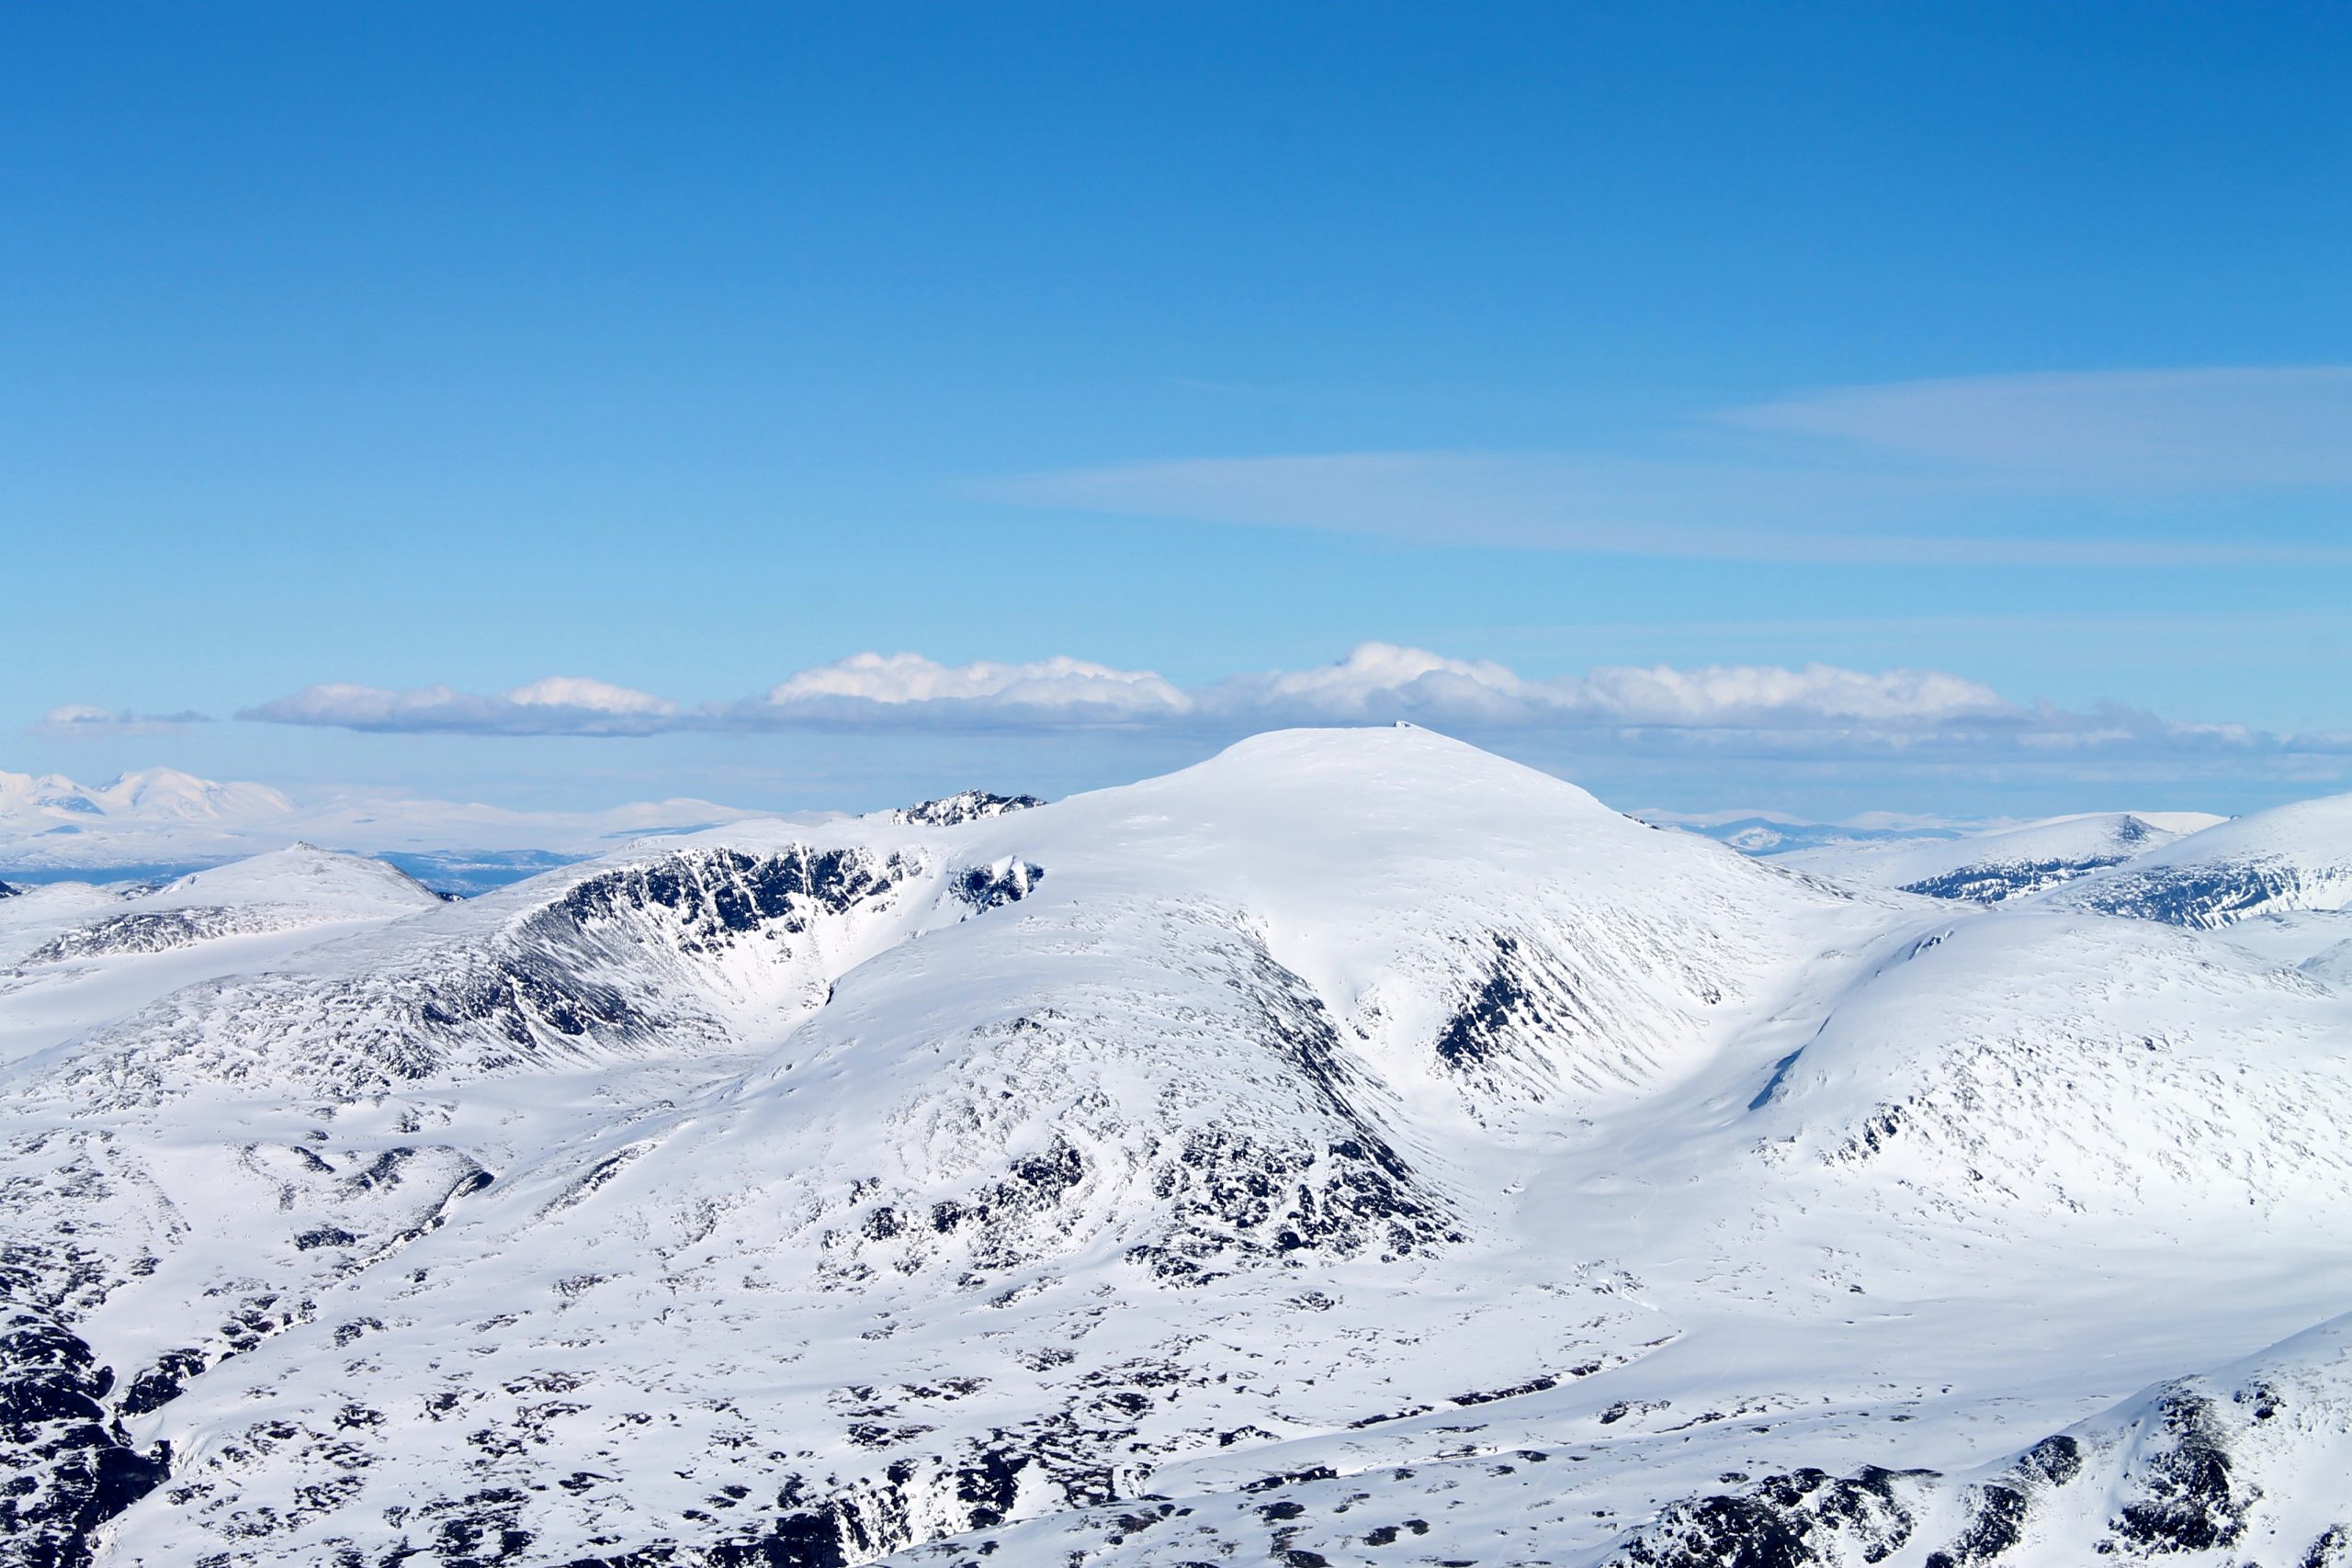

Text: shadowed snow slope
xmin=2039 ymin=792 xmax=2352 ymax=927
xmin=3 ymin=728 xmax=2349 ymax=1568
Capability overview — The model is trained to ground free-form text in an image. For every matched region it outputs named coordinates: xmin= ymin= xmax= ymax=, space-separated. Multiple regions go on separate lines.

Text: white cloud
xmin=228 ymin=644 xmax=2347 ymax=765
xmin=240 ymin=678 xmax=677 ymax=736
xmin=1204 ymin=644 xmax=1534 ymax=722
xmin=31 ymin=705 xmax=210 ymax=738
xmin=1190 ymin=644 xmax=2015 ymax=732
xmin=503 ymin=676 xmax=677 ymax=716
xmin=752 ymin=652 xmax=1193 ymax=725
xmin=1563 ymin=663 xmax=2012 ymax=727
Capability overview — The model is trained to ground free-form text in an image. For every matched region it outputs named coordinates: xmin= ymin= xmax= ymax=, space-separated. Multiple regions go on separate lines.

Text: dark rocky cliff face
xmin=888 ymin=794 xmax=1045 ymax=829
xmin=0 ymin=1303 xmax=168 ymax=1568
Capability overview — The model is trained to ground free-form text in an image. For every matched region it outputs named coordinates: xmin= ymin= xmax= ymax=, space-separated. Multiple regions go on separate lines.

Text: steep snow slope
xmin=4 ymin=729 xmax=2350 ymax=1568
xmin=2041 ymin=793 xmax=2352 ymax=927
xmin=1782 ymin=812 xmax=2222 ymax=902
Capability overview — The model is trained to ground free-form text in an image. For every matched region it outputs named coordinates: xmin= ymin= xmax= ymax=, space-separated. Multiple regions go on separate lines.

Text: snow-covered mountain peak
xmin=1020 ymin=725 xmax=1673 ymax=905
xmin=0 ymin=770 xmax=93 ymax=808
xmin=0 ymin=843 xmax=454 ymax=1072
xmin=90 ymin=766 xmax=293 ymax=819
xmin=2126 ymin=808 xmax=2233 ymax=836
xmin=0 ymin=766 xmax=303 ymax=874
xmin=1121 ymin=721 xmax=1615 ymax=818
xmin=6 ymin=733 xmax=2352 ymax=1568
xmin=146 ymin=842 xmax=444 ymax=914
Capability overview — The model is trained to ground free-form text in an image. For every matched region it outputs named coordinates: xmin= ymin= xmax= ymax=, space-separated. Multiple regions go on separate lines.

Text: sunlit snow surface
xmin=5 ymin=729 xmax=2350 ymax=1568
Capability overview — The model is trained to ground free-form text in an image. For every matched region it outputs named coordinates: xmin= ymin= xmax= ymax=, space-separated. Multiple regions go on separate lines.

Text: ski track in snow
xmin=3 ymin=728 xmax=2350 ymax=1568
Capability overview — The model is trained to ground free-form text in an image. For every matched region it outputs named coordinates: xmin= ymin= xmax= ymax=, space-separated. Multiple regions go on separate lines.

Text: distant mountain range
xmin=0 ymin=767 xmax=764 ymax=893
xmin=1638 ymin=809 xmax=1972 ymax=855
xmin=1 ymin=765 xmax=298 ymax=832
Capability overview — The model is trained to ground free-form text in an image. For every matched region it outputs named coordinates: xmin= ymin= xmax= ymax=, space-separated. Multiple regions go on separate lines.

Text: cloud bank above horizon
xmin=96 ymin=642 xmax=2336 ymax=765
xmin=20 ymin=644 xmax=2352 ymax=870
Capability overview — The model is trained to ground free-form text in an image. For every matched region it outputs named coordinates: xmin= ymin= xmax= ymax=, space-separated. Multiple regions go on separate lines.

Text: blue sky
xmin=6 ymin=2 xmax=2349 ymax=822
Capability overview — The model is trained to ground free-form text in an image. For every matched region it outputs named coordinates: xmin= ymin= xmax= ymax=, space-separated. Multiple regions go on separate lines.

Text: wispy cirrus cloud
xmin=975 ymin=366 xmax=2352 ymax=566
xmin=32 ymin=705 xmax=213 ymax=739
xmin=228 ymin=644 xmax=2349 ymax=768
xmin=1725 ymin=365 xmax=2352 ymax=485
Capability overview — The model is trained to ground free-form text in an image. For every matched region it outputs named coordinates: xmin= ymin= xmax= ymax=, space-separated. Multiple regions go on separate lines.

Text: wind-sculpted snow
xmin=4 ymin=729 xmax=2351 ymax=1568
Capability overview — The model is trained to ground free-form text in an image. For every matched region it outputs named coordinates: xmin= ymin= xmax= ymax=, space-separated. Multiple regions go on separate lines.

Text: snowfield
xmin=3 ymin=728 xmax=2348 ymax=1568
